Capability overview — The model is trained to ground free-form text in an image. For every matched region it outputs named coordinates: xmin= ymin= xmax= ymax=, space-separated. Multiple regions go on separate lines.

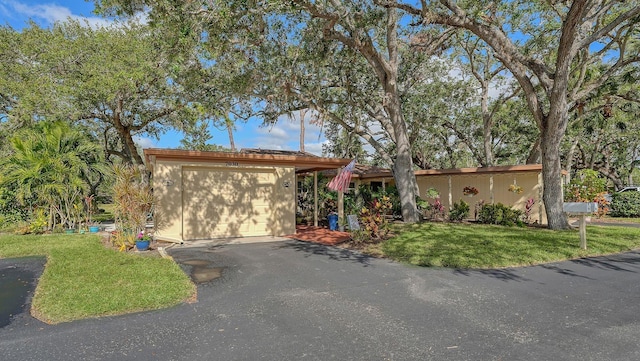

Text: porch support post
xmin=490 ymin=175 xmax=494 ymax=204
xmin=448 ymin=175 xmax=453 ymax=209
xmin=338 ymin=190 xmax=344 ymax=231
xmin=314 ymin=171 xmax=318 ymax=227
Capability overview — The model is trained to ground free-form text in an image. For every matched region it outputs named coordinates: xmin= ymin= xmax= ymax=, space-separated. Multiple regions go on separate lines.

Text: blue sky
xmin=0 ymin=0 xmax=328 ymax=154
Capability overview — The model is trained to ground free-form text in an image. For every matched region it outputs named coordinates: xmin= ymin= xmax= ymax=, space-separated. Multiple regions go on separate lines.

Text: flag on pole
xmin=327 ymin=159 xmax=356 ymax=193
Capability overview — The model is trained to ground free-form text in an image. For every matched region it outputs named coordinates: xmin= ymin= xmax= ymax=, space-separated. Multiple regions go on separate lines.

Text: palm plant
xmin=2 ymin=121 xmax=100 ymax=230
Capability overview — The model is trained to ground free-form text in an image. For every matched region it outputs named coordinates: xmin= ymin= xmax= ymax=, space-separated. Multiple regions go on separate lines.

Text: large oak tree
xmin=384 ymin=0 xmax=640 ymax=229
xmin=0 ymin=20 xmax=203 ymax=165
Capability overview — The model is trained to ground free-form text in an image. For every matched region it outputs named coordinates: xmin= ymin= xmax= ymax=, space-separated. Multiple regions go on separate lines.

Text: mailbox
xmin=562 ymin=202 xmax=599 ymax=214
xmin=562 ymin=202 xmax=599 ymax=250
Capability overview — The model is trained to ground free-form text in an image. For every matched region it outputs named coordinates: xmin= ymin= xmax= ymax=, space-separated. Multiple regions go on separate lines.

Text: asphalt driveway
xmin=2 ymin=240 xmax=640 ymax=360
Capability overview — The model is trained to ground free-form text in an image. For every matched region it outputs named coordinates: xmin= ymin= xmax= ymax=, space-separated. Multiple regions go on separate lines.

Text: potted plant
xmin=111 ymin=164 xmax=154 ymax=249
xmin=135 ymin=231 xmax=152 ymax=251
xmin=508 ymin=184 xmax=524 ymax=194
xmin=463 ymin=186 xmax=479 ymax=197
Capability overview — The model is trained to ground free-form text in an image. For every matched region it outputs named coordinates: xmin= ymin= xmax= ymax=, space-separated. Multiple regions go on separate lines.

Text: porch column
xmin=338 ymin=190 xmax=344 ymax=231
xmin=448 ymin=175 xmax=452 ymax=209
xmin=489 ymin=175 xmax=494 ymax=204
xmin=314 ymin=171 xmax=318 ymax=227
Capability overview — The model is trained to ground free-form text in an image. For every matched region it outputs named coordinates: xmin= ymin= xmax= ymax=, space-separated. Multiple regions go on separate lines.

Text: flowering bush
xmin=351 ymin=196 xmax=392 ymax=244
xmin=524 ymin=198 xmax=536 ymax=224
xmin=463 ymin=186 xmax=479 ymax=196
xmin=564 ymin=169 xmax=609 ymax=217
xmin=431 ymin=198 xmax=445 ymax=220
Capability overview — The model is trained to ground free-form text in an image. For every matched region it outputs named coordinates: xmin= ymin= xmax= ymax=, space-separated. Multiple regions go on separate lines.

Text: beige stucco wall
xmin=152 ymin=159 xmax=296 ymax=241
xmin=414 ymin=171 xmax=546 ymax=224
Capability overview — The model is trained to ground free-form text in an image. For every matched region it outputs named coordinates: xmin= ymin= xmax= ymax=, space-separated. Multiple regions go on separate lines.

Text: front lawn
xmin=373 ymin=223 xmax=640 ymax=268
xmin=0 ymin=233 xmax=195 ymax=324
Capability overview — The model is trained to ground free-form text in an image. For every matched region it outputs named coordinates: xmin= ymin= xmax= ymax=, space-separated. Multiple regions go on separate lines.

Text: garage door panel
xmin=183 ymin=168 xmax=275 ymax=239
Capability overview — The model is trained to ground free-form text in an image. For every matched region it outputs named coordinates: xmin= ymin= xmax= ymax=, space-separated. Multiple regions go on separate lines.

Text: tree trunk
xmin=299 ymin=108 xmax=306 ymax=152
xmin=564 ymin=137 xmax=579 ymax=181
xmin=121 ymin=128 xmax=144 ymax=165
xmin=387 ymin=94 xmax=421 ymax=223
xmin=392 ymin=145 xmax=421 ymax=222
xmin=481 ymin=84 xmax=494 ymax=167
xmin=541 ymin=119 xmax=570 ymax=229
xmin=226 ymin=116 xmax=236 ymax=151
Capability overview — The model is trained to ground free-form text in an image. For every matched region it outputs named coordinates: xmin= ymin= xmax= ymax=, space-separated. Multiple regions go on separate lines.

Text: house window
xmin=370 ymin=181 xmax=383 ymax=192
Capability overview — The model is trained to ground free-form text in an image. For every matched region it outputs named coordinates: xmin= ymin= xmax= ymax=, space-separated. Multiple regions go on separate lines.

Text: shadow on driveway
xmin=277 ymin=240 xmax=373 ymax=266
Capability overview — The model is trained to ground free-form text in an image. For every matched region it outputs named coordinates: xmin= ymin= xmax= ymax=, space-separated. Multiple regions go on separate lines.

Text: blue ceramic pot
xmin=135 ymin=240 xmax=150 ymax=251
xmin=89 ymin=226 xmax=100 ymax=233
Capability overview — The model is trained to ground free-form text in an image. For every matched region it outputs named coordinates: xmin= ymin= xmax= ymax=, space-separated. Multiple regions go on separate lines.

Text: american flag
xmin=327 ymin=159 xmax=356 ymax=193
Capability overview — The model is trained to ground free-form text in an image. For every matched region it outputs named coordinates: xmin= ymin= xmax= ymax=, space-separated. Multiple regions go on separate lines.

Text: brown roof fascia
xmin=358 ymin=164 xmax=550 ymax=179
xmin=143 ymin=148 xmax=351 ymax=170
xmin=413 ymin=164 xmax=544 ymax=176
xmin=356 ymin=171 xmax=393 ymax=179
xmin=295 ymin=164 xmax=565 ymax=180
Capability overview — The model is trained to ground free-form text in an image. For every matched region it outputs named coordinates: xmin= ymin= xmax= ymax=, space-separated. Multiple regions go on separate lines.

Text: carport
xmin=144 ymin=148 xmax=351 ymax=243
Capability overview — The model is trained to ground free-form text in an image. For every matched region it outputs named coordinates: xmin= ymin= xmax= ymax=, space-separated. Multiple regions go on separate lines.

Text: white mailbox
xmin=563 ymin=202 xmax=598 ymax=214
xmin=562 ymin=202 xmax=599 ymax=250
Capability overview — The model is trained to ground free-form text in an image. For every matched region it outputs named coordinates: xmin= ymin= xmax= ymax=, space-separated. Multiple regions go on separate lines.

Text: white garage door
xmin=182 ymin=167 xmax=276 ymax=240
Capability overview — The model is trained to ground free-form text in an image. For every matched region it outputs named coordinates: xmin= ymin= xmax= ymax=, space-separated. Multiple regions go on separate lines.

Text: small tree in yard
xmin=112 ymin=164 xmax=153 ymax=250
xmin=564 ymin=169 xmax=609 ymax=217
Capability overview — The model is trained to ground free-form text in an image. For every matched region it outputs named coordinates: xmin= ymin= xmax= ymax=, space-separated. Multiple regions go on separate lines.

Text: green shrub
xmin=449 ymin=199 xmax=470 ymax=222
xmin=610 ymin=192 xmax=640 ymax=217
xmin=29 ymin=208 xmax=48 ymax=234
xmin=381 ymin=186 xmax=402 ymax=217
xmin=477 ymin=203 xmax=524 ymax=227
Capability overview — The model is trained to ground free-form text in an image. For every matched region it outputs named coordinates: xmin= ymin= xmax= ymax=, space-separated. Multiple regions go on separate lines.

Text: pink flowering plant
xmin=137 ymin=231 xmax=152 ymax=241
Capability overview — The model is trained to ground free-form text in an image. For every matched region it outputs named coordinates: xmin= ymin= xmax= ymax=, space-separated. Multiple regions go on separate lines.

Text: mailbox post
xmin=563 ymin=202 xmax=598 ymax=250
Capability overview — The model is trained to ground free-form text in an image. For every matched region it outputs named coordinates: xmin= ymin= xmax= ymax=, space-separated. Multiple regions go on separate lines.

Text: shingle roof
xmin=239 ymin=148 xmax=319 ymax=158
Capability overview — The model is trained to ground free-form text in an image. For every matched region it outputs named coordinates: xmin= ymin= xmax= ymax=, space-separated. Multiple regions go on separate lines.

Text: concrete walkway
xmin=2 ymin=241 xmax=640 ymax=360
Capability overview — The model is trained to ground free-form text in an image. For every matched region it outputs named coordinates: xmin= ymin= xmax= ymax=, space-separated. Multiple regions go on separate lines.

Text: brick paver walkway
xmin=286 ymin=225 xmax=351 ymax=246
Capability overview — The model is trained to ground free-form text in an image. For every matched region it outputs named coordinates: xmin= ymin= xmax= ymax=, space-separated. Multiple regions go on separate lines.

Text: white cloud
xmin=304 ymin=140 xmax=329 ymax=156
xmin=4 ymin=0 xmax=113 ymax=28
xmin=256 ymin=125 xmax=291 ymax=141
xmin=278 ymin=109 xmax=324 ymax=132
xmin=134 ymin=136 xmax=157 ymax=149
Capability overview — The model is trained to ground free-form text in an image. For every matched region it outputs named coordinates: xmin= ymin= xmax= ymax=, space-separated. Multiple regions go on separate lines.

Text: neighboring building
xmin=315 ymin=164 xmax=550 ymax=225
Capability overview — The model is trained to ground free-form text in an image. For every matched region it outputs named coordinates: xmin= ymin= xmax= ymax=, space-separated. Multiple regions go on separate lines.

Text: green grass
xmin=375 ymin=223 xmax=640 ymax=269
xmin=93 ymin=203 xmax=115 ymax=222
xmin=597 ymin=215 xmax=640 ymax=224
xmin=0 ymin=233 xmax=195 ymax=324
